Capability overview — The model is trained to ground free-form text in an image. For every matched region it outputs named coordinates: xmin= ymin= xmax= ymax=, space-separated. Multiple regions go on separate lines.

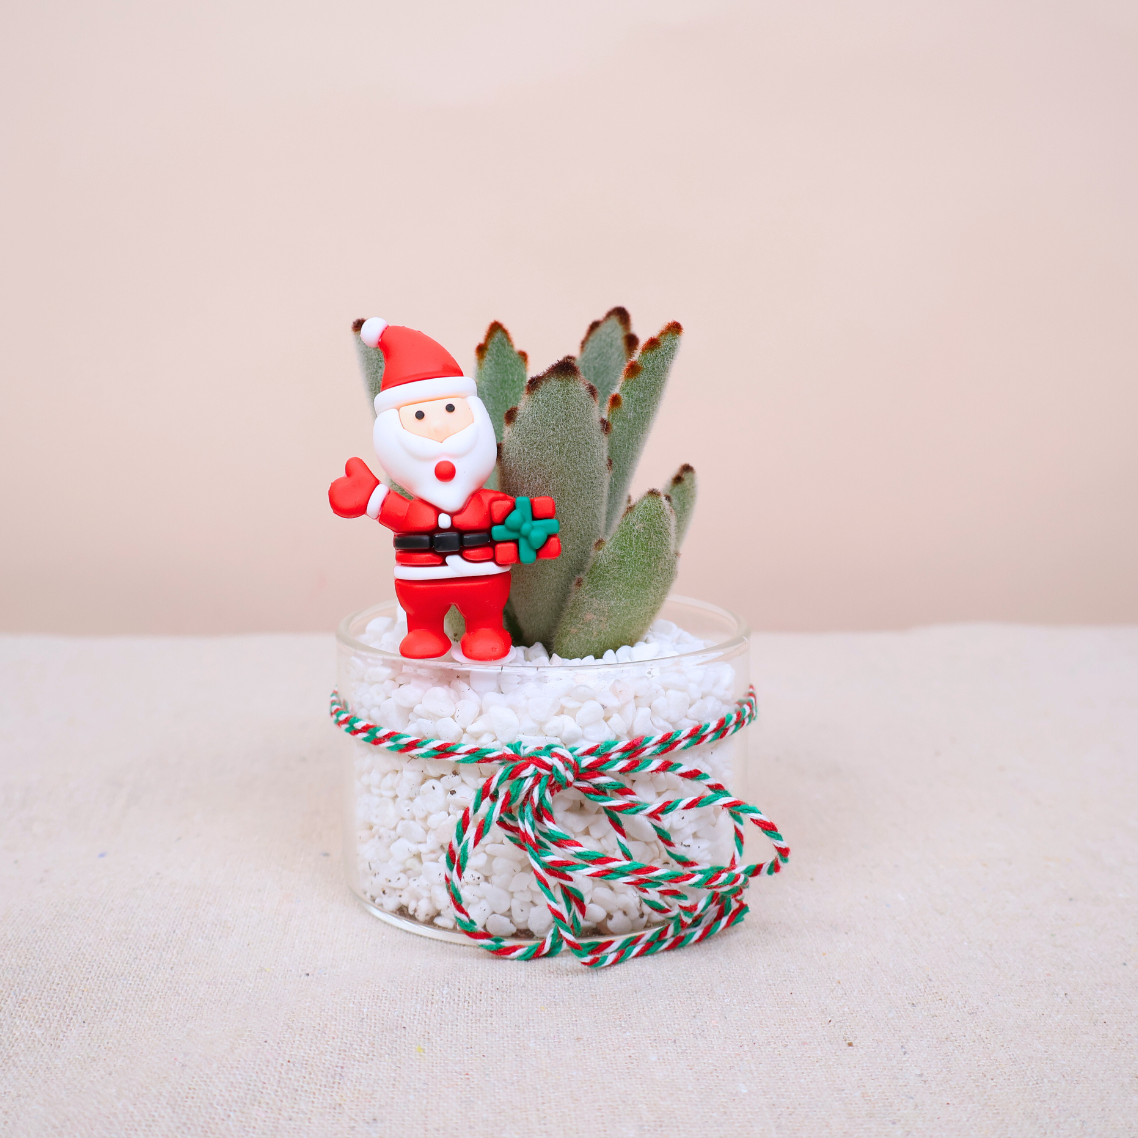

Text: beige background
xmin=2 ymin=1 xmax=1136 ymax=635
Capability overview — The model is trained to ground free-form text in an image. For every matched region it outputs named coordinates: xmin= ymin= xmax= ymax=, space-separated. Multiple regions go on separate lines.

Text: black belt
xmin=393 ymin=530 xmax=491 ymax=554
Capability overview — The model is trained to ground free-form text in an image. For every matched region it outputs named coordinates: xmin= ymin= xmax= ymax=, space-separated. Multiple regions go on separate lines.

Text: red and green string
xmin=330 ymin=685 xmax=789 ymax=968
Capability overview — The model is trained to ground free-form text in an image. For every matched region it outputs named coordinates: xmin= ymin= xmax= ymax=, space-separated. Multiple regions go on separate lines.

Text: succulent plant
xmin=353 ymin=307 xmax=696 ymax=659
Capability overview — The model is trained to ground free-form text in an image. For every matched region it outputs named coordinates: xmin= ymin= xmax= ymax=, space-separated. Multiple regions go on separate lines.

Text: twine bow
xmin=331 ymin=685 xmax=789 ymax=968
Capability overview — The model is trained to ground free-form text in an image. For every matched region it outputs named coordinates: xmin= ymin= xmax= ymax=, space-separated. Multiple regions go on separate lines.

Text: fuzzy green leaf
xmin=351 ymin=318 xmax=385 ymax=413
xmin=499 ymin=358 xmax=608 ymax=648
xmin=604 ymin=322 xmax=683 ymax=535
xmin=502 ymin=598 xmax=524 ymax=645
xmin=476 ymin=322 xmax=528 ymax=443
xmin=665 ymin=463 xmax=697 ymax=547
xmin=444 ymin=604 xmax=465 ymax=642
xmin=577 ymin=307 xmax=638 ymax=411
xmin=553 ymin=489 xmax=678 ymax=659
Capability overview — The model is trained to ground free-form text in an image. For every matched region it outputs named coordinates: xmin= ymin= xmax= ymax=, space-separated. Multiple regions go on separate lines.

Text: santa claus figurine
xmin=329 ymin=318 xmax=560 ymax=661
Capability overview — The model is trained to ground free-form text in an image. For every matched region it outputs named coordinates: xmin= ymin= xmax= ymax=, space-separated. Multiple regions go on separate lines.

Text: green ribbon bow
xmin=491 ymin=496 xmax=560 ymax=564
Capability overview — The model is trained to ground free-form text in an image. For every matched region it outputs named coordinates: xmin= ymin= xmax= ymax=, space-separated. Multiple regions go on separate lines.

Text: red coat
xmin=328 ymin=457 xmax=559 ymax=582
xmin=378 ymin=486 xmax=515 ymax=573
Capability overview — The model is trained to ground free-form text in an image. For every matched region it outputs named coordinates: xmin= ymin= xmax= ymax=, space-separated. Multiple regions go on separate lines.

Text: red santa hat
xmin=358 ymin=317 xmax=477 ymax=415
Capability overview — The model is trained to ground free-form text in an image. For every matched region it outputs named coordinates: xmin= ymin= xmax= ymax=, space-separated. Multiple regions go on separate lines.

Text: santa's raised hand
xmin=329 ymin=457 xmax=381 ymax=518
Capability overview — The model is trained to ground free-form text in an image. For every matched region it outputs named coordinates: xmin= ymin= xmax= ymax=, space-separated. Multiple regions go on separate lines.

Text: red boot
xmin=460 ymin=625 xmax=513 ymax=661
xmin=453 ymin=574 xmax=513 ymax=661
xmin=394 ymin=579 xmax=453 ymax=659
xmin=399 ymin=627 xmax=452 ymax=659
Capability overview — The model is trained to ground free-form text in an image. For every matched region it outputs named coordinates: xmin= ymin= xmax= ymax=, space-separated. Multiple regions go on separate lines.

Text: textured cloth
xmin=2 ymin=628 xmax=1135 ymax=1136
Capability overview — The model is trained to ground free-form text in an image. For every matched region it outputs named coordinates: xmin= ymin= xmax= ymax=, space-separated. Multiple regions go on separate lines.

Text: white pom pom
xmin=359 ymin=317 xmax=388 ymax=348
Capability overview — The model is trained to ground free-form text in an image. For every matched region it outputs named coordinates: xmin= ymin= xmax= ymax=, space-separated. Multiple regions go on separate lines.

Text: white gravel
xmin=346 ymin=613 xmax=745 ymax=940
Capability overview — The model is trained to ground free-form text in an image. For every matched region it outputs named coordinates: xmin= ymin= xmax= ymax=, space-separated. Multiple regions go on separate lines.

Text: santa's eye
xmin=445 ymin=403 xmax=455 ymax=413
xmin=415 ymin=410 xmax=425 ymax=420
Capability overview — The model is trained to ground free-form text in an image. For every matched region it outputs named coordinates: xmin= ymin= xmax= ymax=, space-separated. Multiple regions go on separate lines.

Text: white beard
xmin=372 ymin=395 xmax=498 ymax=514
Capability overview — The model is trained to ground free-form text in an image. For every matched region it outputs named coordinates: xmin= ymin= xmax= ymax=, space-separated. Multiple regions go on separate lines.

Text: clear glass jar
xmin=335 ymin=595 xmax=753 ymax=946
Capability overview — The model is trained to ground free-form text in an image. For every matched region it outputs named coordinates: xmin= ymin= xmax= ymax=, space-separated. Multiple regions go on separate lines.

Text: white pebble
xmin=395 ymin=819 xmax=426 ymax=843
xmin=591 ymin=885 xmax=617 ymax=908
xmin=420 ymin=687 xmax=456 ymax=717
xmin=582 ymin=720 xmax=615 ymax=743
xmin=434 ymin=717 xmax=461 ymax=743
xmin=575 ymin=700 xmax=604 ymax=727
xmin=528 ymin=694 xmax=560 ymax=722
xmin=485 ymin=914 xmax=516 ymax=937
xmin=555 ymin=717 xmax=584 ymax=744
xmin=632 ymin=706 xmax=656 ymax=736
xmin=483 ymin=885 xmax=512 ymax=914
xmin=454 ymin=699 xmax=480 ymax=728
xmin=527 ymin=906 xmax=553 ymax=934
xmin=488 ymin=705 xmax=521 ymax=743
xmin=393 ymin=683 xmax=426 ymax=709
xmin=607 ymin=912 xmax=633 ymax=935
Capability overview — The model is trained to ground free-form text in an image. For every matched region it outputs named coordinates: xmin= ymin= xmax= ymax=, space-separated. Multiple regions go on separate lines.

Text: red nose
xmin=434 ymin=461 xmax=456 ymax=482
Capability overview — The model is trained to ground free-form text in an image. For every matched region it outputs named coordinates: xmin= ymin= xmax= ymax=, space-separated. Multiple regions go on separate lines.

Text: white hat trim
xmin=373 ymin=373 xmax=477 ymax=416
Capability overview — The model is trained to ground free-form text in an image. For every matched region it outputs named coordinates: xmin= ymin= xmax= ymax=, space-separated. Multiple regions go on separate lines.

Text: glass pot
xmin=335 ymin=595 xmax=753 ymax=946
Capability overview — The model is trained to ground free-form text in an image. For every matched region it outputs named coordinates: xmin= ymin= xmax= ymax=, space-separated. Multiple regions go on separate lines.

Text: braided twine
xmin=330 ymin=685 xmax=789 ymax=968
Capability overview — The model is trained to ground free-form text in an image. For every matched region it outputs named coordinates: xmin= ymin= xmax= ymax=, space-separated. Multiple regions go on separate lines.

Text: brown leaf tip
xmin=503 ymin=406 xmax=518 ymax=426
xmin=475 ymin=320 xmax=515 ymax=363
xmin=351 ymin=317 xmax=366 ymax=334
xmin=607 ymin=392 xmax=623 ymax=415
xmin=638 ymin=322 xmax=684 ymax=356
xmin=525 ymin=356 xmax=576 ymax=394
xmin=593 ymin=539 xmax=606 ymax=552
xmin=670 ymin=463 xmax=695 ymax=486
xmin=580 ymin=306 xmax=633 ymax=354
xmin=600 ymin=417 xmax=612 ymax=436
xmin=624 ymin=332 xmax=639 ymax=357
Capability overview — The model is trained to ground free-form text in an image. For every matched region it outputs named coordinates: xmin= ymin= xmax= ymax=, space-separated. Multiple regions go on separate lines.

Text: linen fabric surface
xmin=2 ymin=627 xmax=1135 ymax=1137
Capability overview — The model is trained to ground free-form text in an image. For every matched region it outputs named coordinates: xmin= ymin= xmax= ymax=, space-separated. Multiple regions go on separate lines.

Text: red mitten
xmin=329 ymin=457 xmax=379 ymax=518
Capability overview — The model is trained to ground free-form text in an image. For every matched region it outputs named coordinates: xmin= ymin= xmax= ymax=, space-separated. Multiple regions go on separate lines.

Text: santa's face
xmin=398 ymin=396 xmax=474 ymax=442
xmin=372 ymin=394 xmax=497 ymax=514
